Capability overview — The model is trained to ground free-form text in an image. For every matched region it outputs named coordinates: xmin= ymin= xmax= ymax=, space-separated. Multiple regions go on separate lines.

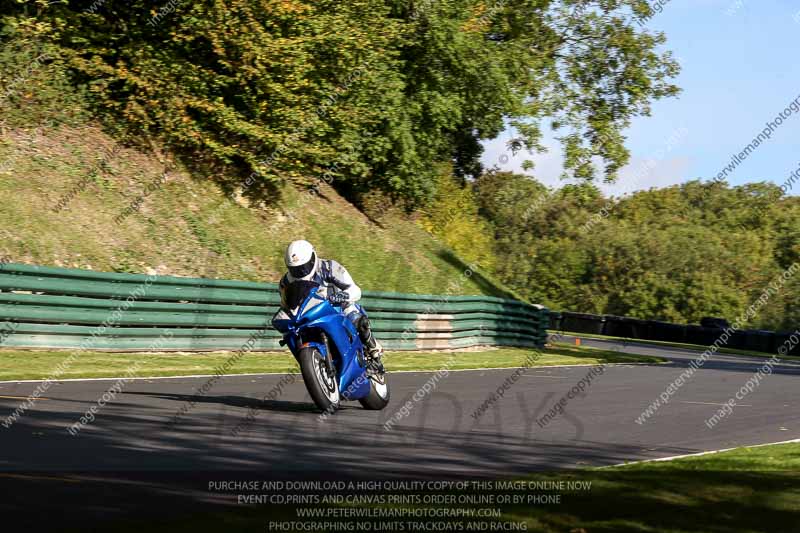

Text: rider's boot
xmin=357 ymin=316 xmax=385 ymax=375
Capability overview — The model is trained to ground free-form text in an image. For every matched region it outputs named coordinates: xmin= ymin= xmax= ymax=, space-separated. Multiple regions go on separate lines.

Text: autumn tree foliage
xmin=2 ymin=0 xmax=679 ymax=205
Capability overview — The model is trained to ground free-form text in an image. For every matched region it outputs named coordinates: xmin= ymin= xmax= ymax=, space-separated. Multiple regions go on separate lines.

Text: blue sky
xmin=481 ymin=0 xmax=800 ymax=196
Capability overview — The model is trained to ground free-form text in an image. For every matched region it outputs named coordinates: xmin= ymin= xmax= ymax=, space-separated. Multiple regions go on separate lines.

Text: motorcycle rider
xmin=273 ymin=240 xmax=384 ymax=372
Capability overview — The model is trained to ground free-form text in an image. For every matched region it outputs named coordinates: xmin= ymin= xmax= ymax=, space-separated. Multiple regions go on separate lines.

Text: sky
xmin=481 ymin=0 xmax=800 ymax=197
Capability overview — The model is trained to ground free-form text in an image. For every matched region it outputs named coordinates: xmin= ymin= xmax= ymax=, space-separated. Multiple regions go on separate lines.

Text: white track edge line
xmin=601 ymin=438 xmax=800 ymax=468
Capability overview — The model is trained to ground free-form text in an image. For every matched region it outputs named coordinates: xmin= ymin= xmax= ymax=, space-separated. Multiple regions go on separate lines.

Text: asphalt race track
xmin=2 ymin=338 xmax=800 ymax=474
xmin=1 ymin=338 xmax=799 ymax=528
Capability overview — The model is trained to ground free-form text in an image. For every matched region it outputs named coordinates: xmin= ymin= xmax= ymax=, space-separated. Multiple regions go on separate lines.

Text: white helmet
xmin=284 ymin=240 xmax=318 ymax=280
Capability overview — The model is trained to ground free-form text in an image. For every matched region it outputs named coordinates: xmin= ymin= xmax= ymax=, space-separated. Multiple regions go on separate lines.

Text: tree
xmin=476 ymin=172 xmax=800 ymax=331
xmin=1 ymin=0 xmax=680 ymax=205
xmin=419 ymin=167 xmax=496 ymax=271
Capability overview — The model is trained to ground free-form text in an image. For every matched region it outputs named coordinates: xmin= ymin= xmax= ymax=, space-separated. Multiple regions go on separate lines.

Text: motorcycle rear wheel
xmin=299 ymin=347 xmax=340 ymax=413
xmin=359 ymin=372 xmax=390 ymax=410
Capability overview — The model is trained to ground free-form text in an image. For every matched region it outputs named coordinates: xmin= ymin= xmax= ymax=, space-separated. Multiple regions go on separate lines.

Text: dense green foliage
xmin=416 ymin=168 xmax=799 ymax=330
xmin=9 ymin=1 xmax=784 ymax=331
xmin=473 ymin=172 xmax=800 ymax=330
xmin=1 ymin=0 xmax=678 ymax=206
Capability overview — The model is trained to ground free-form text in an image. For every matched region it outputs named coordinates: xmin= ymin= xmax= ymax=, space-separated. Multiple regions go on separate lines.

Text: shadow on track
xmin=124 ymin=391 xmax=322 ymax=414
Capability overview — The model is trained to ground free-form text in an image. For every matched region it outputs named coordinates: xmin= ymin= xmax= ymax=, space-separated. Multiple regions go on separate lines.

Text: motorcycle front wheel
xmin=298 ymin=347 xmax=340 ymax=413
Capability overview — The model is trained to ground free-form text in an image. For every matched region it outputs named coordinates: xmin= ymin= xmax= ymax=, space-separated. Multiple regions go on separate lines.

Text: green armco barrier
xmin=0 ymin=263 xmax=549 ymax=351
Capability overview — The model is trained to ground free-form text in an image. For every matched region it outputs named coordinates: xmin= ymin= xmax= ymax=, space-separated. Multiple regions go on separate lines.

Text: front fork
xmin=292 ymin=330 xmax=336 ymax=378
xmin=320 ymin=331 xmax=336 ymax=377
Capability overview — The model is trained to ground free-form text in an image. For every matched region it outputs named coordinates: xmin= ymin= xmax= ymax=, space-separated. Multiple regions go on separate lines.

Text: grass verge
xmin=520 ymin=441 xmax=800 ymax=533
xmin=106 ymin=442 xmax=800 ymax=533
xmin=0 ymin=345 xmax=662 ymax=381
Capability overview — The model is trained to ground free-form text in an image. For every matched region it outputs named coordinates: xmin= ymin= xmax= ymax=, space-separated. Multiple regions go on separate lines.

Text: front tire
xmin=359 ymin=373 xmax=390 ymax=410
xmin=298 ymin=347 xmax=340 ymax=413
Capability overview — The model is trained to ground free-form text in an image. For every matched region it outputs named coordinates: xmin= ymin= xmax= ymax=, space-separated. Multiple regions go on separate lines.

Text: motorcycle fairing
xmin=278 ymin=282 xmax=371 ymax=400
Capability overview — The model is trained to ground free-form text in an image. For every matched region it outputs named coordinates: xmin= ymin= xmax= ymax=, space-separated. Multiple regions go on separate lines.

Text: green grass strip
xmin=0 ymin=345 xmax=662 ymax=381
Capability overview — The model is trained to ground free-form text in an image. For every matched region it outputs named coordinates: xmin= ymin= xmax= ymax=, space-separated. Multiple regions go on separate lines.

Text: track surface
xmin=1 ymin=338 xmax=799 ymax=528
xmin=2 ymin=338 xmax=799 ymax=475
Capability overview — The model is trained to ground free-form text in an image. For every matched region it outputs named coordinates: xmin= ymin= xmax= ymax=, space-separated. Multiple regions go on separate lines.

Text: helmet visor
xmin=288 ymin=252 xmax=316 ymax=279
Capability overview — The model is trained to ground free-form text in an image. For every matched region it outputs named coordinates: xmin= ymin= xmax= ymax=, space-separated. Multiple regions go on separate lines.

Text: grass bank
xmin=0 ymin=118 xmax=510 ymax=296
xmin=0 ymin=50 xmax=514 ymax=299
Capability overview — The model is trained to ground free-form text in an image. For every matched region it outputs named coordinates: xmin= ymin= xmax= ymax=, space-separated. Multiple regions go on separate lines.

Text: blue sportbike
xmin=273 ymin=280 xmax=390 ymax=413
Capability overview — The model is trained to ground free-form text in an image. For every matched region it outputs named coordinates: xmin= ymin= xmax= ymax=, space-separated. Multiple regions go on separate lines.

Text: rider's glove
xmin=328 ymin=291 xmax=349 ymax=305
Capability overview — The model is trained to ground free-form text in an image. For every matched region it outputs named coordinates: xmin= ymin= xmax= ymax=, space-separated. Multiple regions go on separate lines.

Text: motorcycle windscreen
xmin=281 ymin=280 xmax=327 ymax=316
